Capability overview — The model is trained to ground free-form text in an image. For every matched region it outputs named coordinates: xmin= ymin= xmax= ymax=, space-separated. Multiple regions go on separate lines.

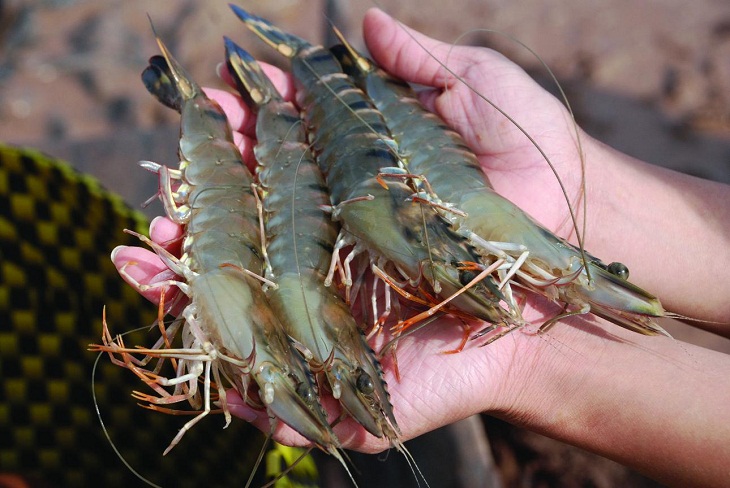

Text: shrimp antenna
xmin=328 ymin=447 xmax=360 ymax=487
xmin=244 ymin=427 xmax=272 ymax=488
xmin=396 ymin=439 xmax=432 ymax=488
xmin=91 ymin=323 xmax=164 ymax=488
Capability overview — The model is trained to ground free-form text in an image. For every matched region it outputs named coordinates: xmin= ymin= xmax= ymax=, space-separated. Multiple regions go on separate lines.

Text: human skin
xmin=112 ymin=8 xmax=730 ymax=487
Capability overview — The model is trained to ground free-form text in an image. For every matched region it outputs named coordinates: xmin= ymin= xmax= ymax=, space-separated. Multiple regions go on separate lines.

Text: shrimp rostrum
xmin=93 ymin=34 xmax=340 ymax=455
xmin=224 ymin=38 xmax=400 ymax=444
xmin=329 ymin=29 xmax=669 ymax=337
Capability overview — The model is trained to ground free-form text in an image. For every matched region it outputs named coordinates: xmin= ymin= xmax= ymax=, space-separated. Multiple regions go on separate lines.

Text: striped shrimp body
xmin=99 ymin=36 xmax=339 ymax=453
xmin=231 ymin=5 xmax=516 ymax=329
xmin=331 ymin=36 xmax=668 ymax=336
xmin=224 ymin=38 xmax=400 ymax=442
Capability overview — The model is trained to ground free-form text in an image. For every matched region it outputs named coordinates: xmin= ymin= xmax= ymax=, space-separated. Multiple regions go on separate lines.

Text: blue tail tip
xmin=223 ymin=35 xmax=237 ymax=52
xmin=223 ymin=37 xmax=255 ymax=63
xmin=229 ymin=3 xmax=257 ymax=22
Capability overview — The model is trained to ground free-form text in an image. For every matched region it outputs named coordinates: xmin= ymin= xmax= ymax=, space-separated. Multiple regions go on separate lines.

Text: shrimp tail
xmin=224 ymin=36 xmax=278 ymax=111
xmin=330 ymin=29 xmax=375 ymax=75
xmin=141 ymin=29 xmax=200 ymax=109
xmin=229 ymin=4 xmax=309 ymax=57
xmin=141 ymin=55 xmax=182 ymax=110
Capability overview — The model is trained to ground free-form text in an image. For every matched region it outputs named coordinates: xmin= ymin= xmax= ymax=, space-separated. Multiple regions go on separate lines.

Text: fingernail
xmin=215 ymin=62 xmax=226 ymax=80
xmin=149 ymin=216 xmax=164 ymax=235
xmin=110 ymin=245 xmax=127 ymax=263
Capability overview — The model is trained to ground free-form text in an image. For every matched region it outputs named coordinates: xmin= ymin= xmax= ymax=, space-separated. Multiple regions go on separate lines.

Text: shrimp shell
xmin=224 ymin=38 xmax=400 ymax=442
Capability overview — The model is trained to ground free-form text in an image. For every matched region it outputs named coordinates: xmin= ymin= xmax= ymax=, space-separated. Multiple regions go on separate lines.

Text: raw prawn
xmin=224 ymin=38 xmax=400 ymax=443
xmin=92 ymin=34 xmax=340 ymax=455
xmin=329 ymin=27 xmax=669 ymax=337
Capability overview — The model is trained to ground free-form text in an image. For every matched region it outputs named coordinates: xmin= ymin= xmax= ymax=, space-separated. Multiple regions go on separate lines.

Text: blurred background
xmin=1 ymin=0 xmax=729 ymax=486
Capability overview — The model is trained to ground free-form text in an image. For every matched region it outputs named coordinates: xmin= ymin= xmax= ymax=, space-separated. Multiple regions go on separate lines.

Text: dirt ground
xmin=1 ymin=1 xmax=729 ymax=487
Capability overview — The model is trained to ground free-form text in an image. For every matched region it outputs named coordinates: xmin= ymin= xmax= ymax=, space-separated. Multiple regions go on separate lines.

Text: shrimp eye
xmin=356 ymin=372 xmax=374 ymax=395
xmin=607 ymin=262 xmax=629 ymax=280
xmin=296 ymin=383 xmax=315 ymax=405
xmin=459 ymin=270 xmax=477 ymax=286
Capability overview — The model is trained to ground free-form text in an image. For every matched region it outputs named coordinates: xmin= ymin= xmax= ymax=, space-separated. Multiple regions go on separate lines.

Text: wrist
xmin=487 ymin=317 xmax=730 ymax=487
xmin=486 ymin=318 xmax=595 ymax=427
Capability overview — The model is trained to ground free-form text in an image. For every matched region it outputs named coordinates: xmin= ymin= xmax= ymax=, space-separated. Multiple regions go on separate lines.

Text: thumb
xmin=362 ymin=8 xmax=476 ymax=88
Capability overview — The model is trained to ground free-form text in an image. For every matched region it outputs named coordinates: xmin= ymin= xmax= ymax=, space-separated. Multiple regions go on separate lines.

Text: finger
xmin=110 ymin=245 xmax=179 ymax=305
xmin=202 ymin=87 xmax=256 ymax=136
xmin=232 ymin=132 xmax=258 ymax=173
xmin=149 ymin=216 xmax=183 ymax=255
xmin=199 ymin=88 xmax=258 ymax=169
xmin=415 ymin=87 xmax=440 ymax=114
xmin=260 ymin=63 xmax=296 ymax=101
xmin=363 ymin=8 xmax=485 ymax=89
xmin=363 ymin=8 xmax=556 ymax=165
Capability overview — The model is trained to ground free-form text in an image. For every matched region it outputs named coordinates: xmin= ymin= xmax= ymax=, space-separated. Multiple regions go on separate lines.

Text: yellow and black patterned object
xmin=0 ymin=144 xmax=270 ymax=487
xmin=265 ymin=445 xmax=319 ymax=488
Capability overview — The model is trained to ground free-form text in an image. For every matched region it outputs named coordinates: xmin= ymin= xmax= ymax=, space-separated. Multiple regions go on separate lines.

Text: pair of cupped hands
xmin=113 ymin=8 xmax=598 ymax=452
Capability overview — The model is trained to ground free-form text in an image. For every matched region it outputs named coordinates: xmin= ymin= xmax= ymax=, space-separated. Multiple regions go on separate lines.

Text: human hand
xmin=110 ymin=8 xmax=643 ymax=456
xmin=113 ymin=11 xmax=730 ymax=487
